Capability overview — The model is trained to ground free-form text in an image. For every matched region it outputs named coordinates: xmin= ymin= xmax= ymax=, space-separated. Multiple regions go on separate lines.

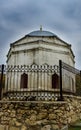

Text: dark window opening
xmin=52 ymin=73 xmax=59 ymax=89
xmin=20 ymin=73 xmax=28 ymax=88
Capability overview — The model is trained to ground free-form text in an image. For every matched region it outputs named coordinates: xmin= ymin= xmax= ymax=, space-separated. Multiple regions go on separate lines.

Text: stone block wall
xmin=0 ymin=96 xmax=81 ymax=130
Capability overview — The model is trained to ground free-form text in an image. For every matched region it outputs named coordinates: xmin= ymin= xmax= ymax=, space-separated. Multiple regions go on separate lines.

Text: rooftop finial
xmin=40 ymin=25 xmax=42 ymax=31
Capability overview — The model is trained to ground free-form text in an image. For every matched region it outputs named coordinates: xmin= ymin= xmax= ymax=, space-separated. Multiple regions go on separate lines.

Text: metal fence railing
xmin=0 ymin=60 xmax=81 ymax=101
xmin=0 ymin=64 xmax=60 ymax=101
xmin=61 ymin=61 xmax=81 ymax=96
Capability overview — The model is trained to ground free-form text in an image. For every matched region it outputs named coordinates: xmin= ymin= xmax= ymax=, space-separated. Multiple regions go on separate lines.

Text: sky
xmin=0 ymin=0 xmax=81 ymax=70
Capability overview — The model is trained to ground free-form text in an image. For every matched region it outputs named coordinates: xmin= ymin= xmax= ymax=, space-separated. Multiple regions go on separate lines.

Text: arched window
xmin=20 ymin=73 xmax=28 ymax=88
xmin=52 ymin=73 xmax=59 ymax=89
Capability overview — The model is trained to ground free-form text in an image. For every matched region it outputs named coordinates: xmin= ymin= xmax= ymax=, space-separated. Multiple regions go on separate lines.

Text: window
xmin=20 ymin=73 xmax=28 ymax=88
xmin=52 ymin=73 xmax=59 ymax=89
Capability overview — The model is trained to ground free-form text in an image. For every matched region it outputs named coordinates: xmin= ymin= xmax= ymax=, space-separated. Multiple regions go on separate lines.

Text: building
xmin=5 ymin=27 xmax=75 ymax=99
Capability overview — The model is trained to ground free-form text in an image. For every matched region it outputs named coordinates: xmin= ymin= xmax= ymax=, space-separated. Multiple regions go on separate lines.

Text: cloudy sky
xmin=0 ymin=0 xmax=81 ymax=69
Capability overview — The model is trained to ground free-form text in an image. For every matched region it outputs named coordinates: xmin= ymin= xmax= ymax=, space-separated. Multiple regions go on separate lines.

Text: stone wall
xmin=0 ymin=96 xmax=81 ymax=130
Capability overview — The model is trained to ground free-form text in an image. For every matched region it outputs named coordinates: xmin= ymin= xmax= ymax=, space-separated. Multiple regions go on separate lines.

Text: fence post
xmin=80 ymin=70 xmax=81 ymax=85
xmin=0 ymin=64 xmax=4 ymax=100
xmin=59 ymin=60 xmax=63 ymax=101
xmin=80 ymin=71 xmax=81 ymax=77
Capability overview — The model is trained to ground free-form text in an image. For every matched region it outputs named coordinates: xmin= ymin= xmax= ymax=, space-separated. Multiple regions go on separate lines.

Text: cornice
xmin=10 ymin=47 xmax=70 ymax=56
xmin=11 ymin=39 xmax=68 ymax=48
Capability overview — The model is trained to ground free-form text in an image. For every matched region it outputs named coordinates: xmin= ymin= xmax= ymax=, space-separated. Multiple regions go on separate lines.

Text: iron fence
xmin=61 ymin=61 xmax=81 ymax=96
xmin=0 ymin=64 xmax=60 ymax=101
xmin=0 ymin=60 xmax=81 ymax=101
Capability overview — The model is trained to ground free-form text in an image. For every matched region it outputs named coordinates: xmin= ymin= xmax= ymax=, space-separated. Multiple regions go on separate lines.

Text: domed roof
xmin=27 ymin=27 xmax=56 ymax=37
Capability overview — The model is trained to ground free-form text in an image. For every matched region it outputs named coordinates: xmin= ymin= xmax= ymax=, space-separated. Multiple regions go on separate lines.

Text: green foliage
xmin=69 ymin=127 xmax=81 ymax=130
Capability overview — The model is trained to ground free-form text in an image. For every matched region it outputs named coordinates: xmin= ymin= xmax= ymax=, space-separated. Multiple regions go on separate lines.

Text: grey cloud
xmin=0 ymin=0 xmax=81 ymax=69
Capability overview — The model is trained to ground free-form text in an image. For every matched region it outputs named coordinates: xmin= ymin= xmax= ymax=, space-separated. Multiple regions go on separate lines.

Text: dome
xmin=27 ymin=28 xmax=56 ymax=37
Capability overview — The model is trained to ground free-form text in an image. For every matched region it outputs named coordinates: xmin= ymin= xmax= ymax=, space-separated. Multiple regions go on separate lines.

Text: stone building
xmin=5 ymin=27 xmax=75 ymax=99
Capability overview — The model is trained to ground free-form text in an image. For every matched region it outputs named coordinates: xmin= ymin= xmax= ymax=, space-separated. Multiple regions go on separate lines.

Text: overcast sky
xmin=0 ymin=0 xmax=81 ymax=69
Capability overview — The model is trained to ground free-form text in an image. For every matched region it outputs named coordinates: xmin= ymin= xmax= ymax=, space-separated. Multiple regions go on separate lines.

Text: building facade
xmin=5 ymin=28 xmax=75 ymax=98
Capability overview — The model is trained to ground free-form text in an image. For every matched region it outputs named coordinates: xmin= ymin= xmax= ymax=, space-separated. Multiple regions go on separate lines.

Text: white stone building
xmin=5 ymin=28 xmax=75 ymax=98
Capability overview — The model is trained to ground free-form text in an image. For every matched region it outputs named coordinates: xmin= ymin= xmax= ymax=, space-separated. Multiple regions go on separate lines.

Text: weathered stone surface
xmin=41 ymin=125 xmax=51 ymax=130
xmin=9 ymin=104 xmax=14 ymax=110
xmin=71 ymin=115 xmax=78 ymax=123
xmin=27 ymin=125 xmax=41 ymax=130
xmin=16 ymin=114 xmax=22 ymax=120
xmin=0 ymin=125 xmax=6 ymax=130
xmin=0 ymin=96 xmax=81 ymax=130
xmin=10 ymin=110 xmax=16 ymax=117
xmin=21 ymin=125 xmax=27 ymax=130
xmin=25 ymin=119 xmax=36 ymax=126
xmin=51 ymin=124 xmax=59 ymax=130
xmin=37 ymin=113 xmax=47 ymax=120
xmin=0 ymin=112 xmax=4 ymax=117
xmin=9 ymin=126 xmax=20 ymax=130
xmin=15 ymin=121 xmax=22 ymax=127
xmin=9 ymin=118 xmax=17 ymax=125
xmin=30 ymin=110 xmax=37 ymax=114
xmin=25 ymin=119 xmax=30 ymax=125
xmin=30 ymin=114 xmax=37 ymax=121
xmin=48 ymin=113 xmax=56 ymax=120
